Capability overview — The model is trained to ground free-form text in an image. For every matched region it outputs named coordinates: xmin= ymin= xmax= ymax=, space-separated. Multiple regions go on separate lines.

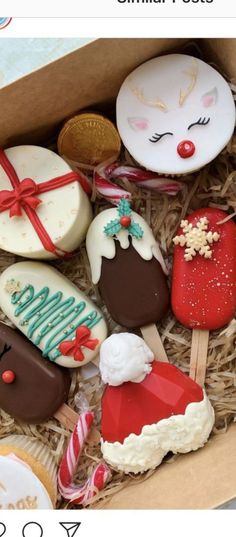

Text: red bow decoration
xmin=59 ymin=326 xmax=99 ymax=362
xmin=0 ymin=178 xmax=41 ymax=217
xmin=0 ymin=149 xmax=92 ymax=258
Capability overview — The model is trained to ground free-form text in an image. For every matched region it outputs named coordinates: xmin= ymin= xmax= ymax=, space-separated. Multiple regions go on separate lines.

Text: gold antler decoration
xmin=128 ymin=77 xmax=168 ymax=112
xmin=179 ymin=59 xmax=198 ymax=107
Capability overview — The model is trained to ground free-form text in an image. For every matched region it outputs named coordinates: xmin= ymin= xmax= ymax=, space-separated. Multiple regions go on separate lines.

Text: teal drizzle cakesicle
xmin=0 ymin=262 xmax=108 ymax=368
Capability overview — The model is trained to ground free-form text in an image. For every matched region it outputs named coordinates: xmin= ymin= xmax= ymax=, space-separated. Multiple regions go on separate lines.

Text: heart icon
xmin=0 ymin=523 xmax=6 ymax=537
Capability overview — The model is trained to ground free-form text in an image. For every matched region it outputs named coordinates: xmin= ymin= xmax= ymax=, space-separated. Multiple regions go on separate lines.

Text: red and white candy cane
xmin=94 ymin=162 xmax=183 ymax=205
xmin=58 ymin=411 xmax=111 ymax=505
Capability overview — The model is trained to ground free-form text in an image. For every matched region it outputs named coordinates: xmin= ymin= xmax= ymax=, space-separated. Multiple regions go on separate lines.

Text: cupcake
xmin=0 ymin=435 xmax=57 ymax=509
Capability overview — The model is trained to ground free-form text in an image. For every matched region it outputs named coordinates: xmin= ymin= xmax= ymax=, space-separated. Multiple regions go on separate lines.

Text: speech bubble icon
xmin=0 ymin=522 xmax=6 ymax=537
xmin=22 ymin=522 xmax=43 ymax=537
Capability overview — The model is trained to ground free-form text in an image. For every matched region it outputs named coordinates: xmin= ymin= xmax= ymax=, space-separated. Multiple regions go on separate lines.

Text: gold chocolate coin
xmin=58 ymin=112 xmax=121 ymax=166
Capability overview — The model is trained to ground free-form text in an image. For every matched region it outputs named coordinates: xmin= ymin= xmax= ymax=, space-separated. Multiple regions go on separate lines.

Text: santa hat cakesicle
xmin=99 ymin=333 xmax=215 ymax=474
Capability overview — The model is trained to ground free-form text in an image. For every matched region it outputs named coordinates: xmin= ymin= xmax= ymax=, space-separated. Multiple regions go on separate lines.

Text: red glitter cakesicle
xmin=172 ymin=208 xmax=236 ymax=385
xmin=172 ymin=208 xmax=236 ymax=330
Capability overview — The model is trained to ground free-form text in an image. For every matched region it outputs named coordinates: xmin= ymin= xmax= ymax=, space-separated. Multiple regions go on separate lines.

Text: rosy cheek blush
xmin=171 ymin=208 xmax=236 ymax=385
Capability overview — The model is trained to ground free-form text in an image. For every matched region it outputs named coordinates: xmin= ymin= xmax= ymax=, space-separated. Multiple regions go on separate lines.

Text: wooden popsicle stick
xmin=54 ymin=403 xmax=78 ymax=432
xmin=190 ymin=329 xmax=209 ymax=386
xmin=141 ymin=323 xmax=169 ymax=362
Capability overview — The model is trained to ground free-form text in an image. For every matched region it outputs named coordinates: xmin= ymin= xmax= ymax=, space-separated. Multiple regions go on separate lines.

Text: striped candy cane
xmin=94 ymin=162 xmax=183 ymax=205
xmin=58 ymin=411 xmax=111 ymax=505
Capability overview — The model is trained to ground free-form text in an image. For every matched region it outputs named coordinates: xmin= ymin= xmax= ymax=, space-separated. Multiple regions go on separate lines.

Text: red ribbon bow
xmin=0 ymin=178 xmax=41 ymax=217
xmin=0 ymin=149 xmax=92 ymax=258
xmin=59 ymin=326 xmax=99 ymax=362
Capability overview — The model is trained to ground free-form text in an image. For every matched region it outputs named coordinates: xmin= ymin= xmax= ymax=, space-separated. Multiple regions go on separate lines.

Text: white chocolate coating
xmin=0 ymin=455 xmax=53 ymax=509
xmin=117 ymin=54 xmax=236 ymax=175
xmin=0 ymin=145 xmax=92 ymax=259
xmin=0 ymin=262 xmax=107 ymax=368
xmin=86 ymin=207 xmax=168 ymax=284
xmin=99 ymin=333 xmax=154 ymax=386
xmin=101 ymin=391 xmax=214 ymax=474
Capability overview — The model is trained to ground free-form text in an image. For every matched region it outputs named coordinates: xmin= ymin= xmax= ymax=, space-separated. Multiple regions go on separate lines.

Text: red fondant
xmin=2 ymin=370 xmax=15 ymax=384
xmin=59 ymin=326 xmax=99 ymax=362
xmin=101 ymin=361 xmax=203 ymax=444
xmin=0 ymin=149 xmax=92 ymax=258
xmin=171 ymin=208 xmax=236 ymax=330
xmin=120 ymin=216 xmax=131 ymax=228
xmin=177 ymin=140 xmax=195 ymax=159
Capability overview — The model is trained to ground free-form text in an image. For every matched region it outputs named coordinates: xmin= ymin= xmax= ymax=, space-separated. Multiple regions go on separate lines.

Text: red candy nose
xmin=2 ymin=370 xmax=15 ymax=384
xmin=177 ymin=140 xmax=195 ymax=159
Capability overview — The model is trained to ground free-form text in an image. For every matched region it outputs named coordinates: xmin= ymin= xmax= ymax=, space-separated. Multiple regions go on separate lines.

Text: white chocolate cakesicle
xmin=0 ymin=145 xmax=92 ymax=259
xmin=0 ymin=262 xmax=107 ymax=368
xmin=117 ymin=54 xmax=236 ymax=175
xmin=0 ymin=455 xmax=53 ymax=509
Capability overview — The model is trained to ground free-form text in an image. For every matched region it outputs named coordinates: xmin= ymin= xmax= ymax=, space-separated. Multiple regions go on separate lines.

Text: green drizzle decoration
xmin=104 ymin=199 xmax=144 ymax=239
xmin=11 ymin=284 xmax=102 ymax=362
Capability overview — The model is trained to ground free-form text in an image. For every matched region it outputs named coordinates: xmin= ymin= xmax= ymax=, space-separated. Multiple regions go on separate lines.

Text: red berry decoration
xmin=177 ymin=140 xmax=196 ymax=159
xmin=2 ymin=370 xmax=15 ymax=384
xmin=120 ymin=216 xmax=131 ymax=228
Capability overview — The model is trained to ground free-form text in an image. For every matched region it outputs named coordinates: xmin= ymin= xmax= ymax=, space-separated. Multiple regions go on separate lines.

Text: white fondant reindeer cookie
xmin=116 ymin=54 xmax=235 ymax=176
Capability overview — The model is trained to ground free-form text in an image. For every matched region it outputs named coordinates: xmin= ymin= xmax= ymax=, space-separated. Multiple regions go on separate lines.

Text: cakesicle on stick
xmin=0 ymin=322 xmax=79 ymax=431
xmin=172 ymin=208 xmax=236 ymax=385
xmin=0 ymin=261 xmax=107 ymax=369
xmin=99 ymin=333 xmax=214 ymax=474
xmin=86 ymin=199 xmax=169 ymax=360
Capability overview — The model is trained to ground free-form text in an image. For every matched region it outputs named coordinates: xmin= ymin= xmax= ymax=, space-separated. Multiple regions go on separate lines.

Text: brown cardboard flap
xmin=201 ymin=39 xmax=236 ymax=80
xmin=0 ymin=38 xmax=186 ymax=148
xmin=103 ymin=425 xmax=236 ymax=509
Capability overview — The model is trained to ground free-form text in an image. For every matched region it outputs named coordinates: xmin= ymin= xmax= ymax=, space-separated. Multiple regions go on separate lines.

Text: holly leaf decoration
xmin=128 ymin=222 xmax=144 ymax=239
xmin=117 ymin=198 xmax=132 ymax=217
xmin=104 ymin=219 xmax=122 ymax=237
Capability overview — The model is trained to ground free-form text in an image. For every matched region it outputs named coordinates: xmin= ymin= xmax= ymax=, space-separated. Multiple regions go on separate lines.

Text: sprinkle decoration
xmin=94 ymin=162 xmax=183 ymax=205
xmin=173 ymin=217 xmax=220 ymax=261
xmin=58 ymin=412 xmax=111 ymax=505
xmin=104 ymin=198 xmax=143 ymax=239
xmin=59 ymin=326 xmax=99 ymax=362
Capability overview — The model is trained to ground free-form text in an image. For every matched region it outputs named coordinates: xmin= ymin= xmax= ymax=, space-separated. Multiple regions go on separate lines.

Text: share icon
xmin=59 ymin=522 xmax=81 ymax=537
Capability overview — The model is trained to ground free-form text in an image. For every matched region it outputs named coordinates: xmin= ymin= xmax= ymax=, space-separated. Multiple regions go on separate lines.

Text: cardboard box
xmin=1 ymin=37 xmax=236 ymax=509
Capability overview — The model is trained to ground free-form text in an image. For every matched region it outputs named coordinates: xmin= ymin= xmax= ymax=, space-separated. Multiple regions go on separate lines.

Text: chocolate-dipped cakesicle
xmin=86 ymin=199 xmax=169 ymax=360
xmin=0 ymin=262 xmax=107 ymax=369
xmin=172 ymin=208 xmax=236 ymax=385
xmin=0 ymin=323 xmax=78 ymax=430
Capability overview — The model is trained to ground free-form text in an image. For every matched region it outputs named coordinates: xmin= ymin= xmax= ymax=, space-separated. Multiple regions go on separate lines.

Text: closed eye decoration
xmin=188 ymin=117 xmax=210 ymax=131
xmin=149 ymin=132 xmax=174 ymax=143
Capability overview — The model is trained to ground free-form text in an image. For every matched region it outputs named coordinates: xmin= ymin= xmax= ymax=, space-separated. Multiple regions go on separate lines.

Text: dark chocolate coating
xmin=99 ymin=242 xmax=169 ymax=328
xmin=0 ymin=323 xmax=71 ymax=424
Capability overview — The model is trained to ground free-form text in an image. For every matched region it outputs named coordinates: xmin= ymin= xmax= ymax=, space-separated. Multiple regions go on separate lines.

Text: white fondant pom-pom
xmin=99 ymin=333 xmax=154 ymax=386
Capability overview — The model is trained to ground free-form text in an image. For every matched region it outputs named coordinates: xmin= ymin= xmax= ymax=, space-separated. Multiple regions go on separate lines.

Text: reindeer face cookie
xmin=116 ymin=54 xmax=235 ymax=176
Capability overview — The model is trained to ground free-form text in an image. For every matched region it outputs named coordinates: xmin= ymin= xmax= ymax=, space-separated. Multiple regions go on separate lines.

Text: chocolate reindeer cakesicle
xmin=0 ymin=323 xmax=79 ymax=431
xmin=0 ymin=262 xmax=107 ymax=369
xmin=117 ymin=54 xmax=235 ymax=176
xmin=172 ymin=208 xmax=236 ymax=385
xmin=99 ymin=333 xmax=214 ymax=474
xmin=86 ymin=199 xmax=169 ymax=360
